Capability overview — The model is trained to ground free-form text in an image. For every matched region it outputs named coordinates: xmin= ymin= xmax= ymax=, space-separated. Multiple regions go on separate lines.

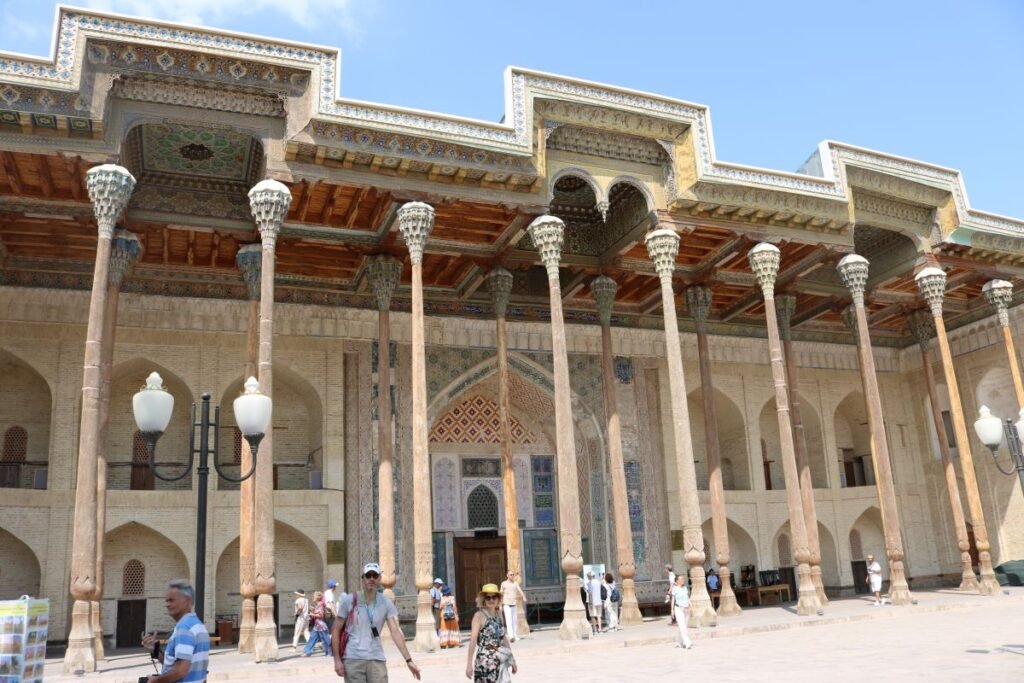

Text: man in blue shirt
xmin=142 ymin=579 xmax=210 ymax=683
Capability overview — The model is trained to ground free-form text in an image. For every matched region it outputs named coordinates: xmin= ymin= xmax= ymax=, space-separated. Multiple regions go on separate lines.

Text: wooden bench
xmin=757 ymin=584 xmax=790 ymax=605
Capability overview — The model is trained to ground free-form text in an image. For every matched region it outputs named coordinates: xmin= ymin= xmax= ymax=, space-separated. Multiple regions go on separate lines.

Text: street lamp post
xmin=973 ymin=406 xmax=1024 ymax=496
xmin=133 ymin=373 xmax=271 ymax=621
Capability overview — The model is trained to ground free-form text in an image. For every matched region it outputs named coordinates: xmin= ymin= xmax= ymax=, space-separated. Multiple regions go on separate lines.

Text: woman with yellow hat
xmin=465 ymin=583 xmax=517 ymax=681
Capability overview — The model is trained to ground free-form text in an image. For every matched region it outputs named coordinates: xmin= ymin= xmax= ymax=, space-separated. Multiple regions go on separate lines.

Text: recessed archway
xmin=688 ymin=387 xmax=751 ymax=491
xmin=0 ymin=348 xmax=52 ymax=489
xmin=758 ymin=393 xmax=830 ymax=490
xmin=700 ymin=517 xmax=759 ymax=573
xmin=849 ymin=507 xmax=885 ymax=562
xmin=833 ymin=392 xmax=874 ymax=488
xmin=0 ymin=527 xmax=41 ymax=598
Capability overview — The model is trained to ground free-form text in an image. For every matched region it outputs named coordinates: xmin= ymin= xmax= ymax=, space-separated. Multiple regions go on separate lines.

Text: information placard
xmin=0 ymin=598 xmax=48 ymax=683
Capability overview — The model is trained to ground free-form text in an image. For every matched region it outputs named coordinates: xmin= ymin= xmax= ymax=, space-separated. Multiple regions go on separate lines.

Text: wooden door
xmin=454 ymin=538 xmax=506 ymax=622
xmin=851 ymin=560 xmax=869 ymax=594
xmin=116 ymin=599 xmax=147 ymax=648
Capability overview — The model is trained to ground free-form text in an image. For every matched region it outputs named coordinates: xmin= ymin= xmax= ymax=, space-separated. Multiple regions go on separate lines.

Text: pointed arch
xmin=467 ymin=485 xmax=500 ymax=529
xmin=103 ymin=522 xmax=190 ymax=599
xmin=699 ymin=517 xmax=759 ymax=571
xmin=0 ymin=348 xmax=53 ymax=488
xmin=548 ymin=167 xmax=604 ymax=206
xmin=833 ymin=391 xmax=874 ymax=488
xmin=0 ymin=527 xmax=41 ymax=598
xmin=849 ymin=507 xmax=885 ymax=563
xmin=688 ymin=386 xmax=751 ymax=491
xmin=607 ymin=174 xmax=655 ymax=213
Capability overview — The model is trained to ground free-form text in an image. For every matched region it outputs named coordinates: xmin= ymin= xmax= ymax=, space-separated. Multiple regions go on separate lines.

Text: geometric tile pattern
xmin=429 ymin=394 xmax=536 ymax=444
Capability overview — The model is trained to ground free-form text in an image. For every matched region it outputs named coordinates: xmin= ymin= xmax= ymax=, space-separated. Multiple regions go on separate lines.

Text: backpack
xmin=599 ymin=584 xmax=607 ymax=601
xmin=442 ymin=601 xmax=455 ymax=620
xmin=610 ymin=586 xmax=621 ymax=603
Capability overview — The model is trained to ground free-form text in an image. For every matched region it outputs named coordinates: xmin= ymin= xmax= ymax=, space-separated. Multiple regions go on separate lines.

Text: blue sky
xmin=2 ymin=1 xmax=1023 ymax=218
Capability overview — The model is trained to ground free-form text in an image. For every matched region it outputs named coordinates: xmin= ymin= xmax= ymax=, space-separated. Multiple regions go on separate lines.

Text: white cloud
xmin=80 ymin=0 xmax=370 ymax=44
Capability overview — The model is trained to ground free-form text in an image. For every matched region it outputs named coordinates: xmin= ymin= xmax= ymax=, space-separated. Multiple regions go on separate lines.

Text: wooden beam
xmin=1 ymin=152 xmax=23 ymax=195
xmin=35 ymin=156 xmax=54 ymax=199
xmin=791 ymin=298 xmax=839 ymax=326
xmin=561 ymin=269 xmax=589 ymax=301
xmin=720 ymin=246 xmax=832 ymax=322
xmin=690 ymin=236 xmax=745 ymax=282
xmin=320 ymin=185 xmax=341 ymax=224
xmin=343 ymin=187 xmax=367 ymax=228
xmin=298 ymin=180 xmax=318 ymax=222
xmin=61 ymin=155 xmax=82 ymax=201
xmin=602 ymin=211 xmax=657 ymax=262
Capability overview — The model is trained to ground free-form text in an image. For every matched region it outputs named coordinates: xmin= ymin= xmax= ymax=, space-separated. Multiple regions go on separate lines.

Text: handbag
xmin=337 ymin=595 xmax=357 ymax=659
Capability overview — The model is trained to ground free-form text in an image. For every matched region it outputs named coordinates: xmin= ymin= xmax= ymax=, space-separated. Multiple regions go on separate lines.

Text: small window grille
xmin=777 ymin=533 xmax=792 ymax=567
xmin=132 ymin=431 xmax=148 ymax=464
xmin=466 ymin=485 xmax=499 ymax=529
xmin=123 ymin=559 xmax=145 ymax=595
xmin=2 ymin=426 xmax=27 ymax=462
xmin=233 ymin=427 xmax=242 ymax=465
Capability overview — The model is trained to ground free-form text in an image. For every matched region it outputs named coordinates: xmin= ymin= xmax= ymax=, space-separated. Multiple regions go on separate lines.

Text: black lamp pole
xmin=142 ymin=393 xmax=260 ymax=621
xmin=997 ymin=418 xmax=1024 ymax=496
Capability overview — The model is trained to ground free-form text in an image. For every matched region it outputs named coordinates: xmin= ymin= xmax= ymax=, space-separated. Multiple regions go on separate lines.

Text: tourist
xmin=430 ymin=578 xmax=445 ymax=633
xmin=499 ymin=570 xmax=527 ymax=642
xmin=333 ymin=562 xmax=420 ymax=681
xmin=141 ymin=579 xmax=209 ymax=683
xmin=292 ymin=590 xmax=310 ymax=652
xmin=603 ymin=572 xmax=619 ymax=632
xmin=664 ymin=564 xmax=677 ymax=625
xmin=671 ymin=573 xmax=693 ymax=649
xmin=303 ymin=590 xmax=332 ymax=657
xmin=706 ymin=568 xmax=720 ymax=593
xmin=466 ymin=583 xmax=517 ymax=682
xmin=324 ymin=580 xmax=339 ymax=632
xmin=866 ymin=554 xmax=886 ymax=605
xmin=439 ymin=586 xmax=461 ymax=649
xmin=585 ymin=571 xmax=603 ymax=635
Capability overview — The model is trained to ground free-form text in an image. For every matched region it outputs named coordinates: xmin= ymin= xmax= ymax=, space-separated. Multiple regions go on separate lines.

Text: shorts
xmin=343 ymin=658 xmax=389 ymax=683
xmin=869 ymin=578 xmax=882 ymax=592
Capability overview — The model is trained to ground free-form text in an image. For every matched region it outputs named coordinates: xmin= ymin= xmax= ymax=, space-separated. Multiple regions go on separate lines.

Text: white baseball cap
xmin=362 ymin=562 xmax=382 ymax=576
xmin=433 ymin=577 xmax=444 ymax=584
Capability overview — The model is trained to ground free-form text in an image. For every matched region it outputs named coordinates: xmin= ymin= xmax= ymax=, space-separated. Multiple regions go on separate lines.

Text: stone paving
xmin=46 ymin=587 xmax=1024 ymax=682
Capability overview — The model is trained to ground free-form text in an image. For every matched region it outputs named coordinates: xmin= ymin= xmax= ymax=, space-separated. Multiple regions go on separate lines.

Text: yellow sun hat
xmin=479 ymin=583 xmax=500 ymax=596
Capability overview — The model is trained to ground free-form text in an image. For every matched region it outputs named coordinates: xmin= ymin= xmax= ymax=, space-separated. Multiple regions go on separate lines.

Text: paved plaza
xmin=44 ymin=588 xmax=1024 ymax=682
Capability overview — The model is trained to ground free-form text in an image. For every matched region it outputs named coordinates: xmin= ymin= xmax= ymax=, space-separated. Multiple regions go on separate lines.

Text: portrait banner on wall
xmin=0 ymin=597 xmax=48 ymax=683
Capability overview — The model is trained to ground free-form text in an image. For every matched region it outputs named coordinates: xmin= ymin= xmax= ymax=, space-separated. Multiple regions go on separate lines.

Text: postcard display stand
xmin=0 ymin=598 xmax=48 ymax=683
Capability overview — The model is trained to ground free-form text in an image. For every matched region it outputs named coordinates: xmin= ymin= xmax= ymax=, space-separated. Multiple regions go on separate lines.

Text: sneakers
xmin=881 ymin=598 xmax=889 ymax=605
xmin=873 ymin=600 xmax=881 ymax=606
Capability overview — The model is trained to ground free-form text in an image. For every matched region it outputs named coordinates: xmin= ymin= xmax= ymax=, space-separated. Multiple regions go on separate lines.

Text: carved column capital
xmin=686 ymin=285 xmax=712 ymax=333
xmin=982 ymin=279 xmax=1013 ymax=327
xmin=248 ymin=179 xmax=292 ymax=251
xmin=108 ymin=229 xmax=141 ymax=288
xmin=776 ymin=294 xmax=797 ymax=341
xmin=365 ymin=255 xmax=403 ymax=312
xmin=235 ymin=244 xmax=263 ymax=301
xmin=86 ymin=164 xmax=135 ymax=240
xmin=487 ymin=267 xmax=515 ymax=318
xmin=908 ymin=308 xmax=935 ymax=351
xmin=397 ymin=201 xmax=435 ymax=265
xmin=527 ymin=215 xmax=565 ymax=279
xmin=590 ymin=275 xmax=618 ymax=327
xmin=915 ymin=266 xmax=947 ymax=318
xmin=644 ymin=227 xmax=680 ymax=280
xmin=748 ymin=242 xmax=781 ymax=298
xmin=837 ymin=254 xmax=870 ymax=306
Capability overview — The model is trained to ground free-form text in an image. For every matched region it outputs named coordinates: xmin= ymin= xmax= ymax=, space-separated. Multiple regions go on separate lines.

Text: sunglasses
xmin=484 ymin=594 xmax=500 ymax=600
xmin=364 ymin=573 xmax=380 ymax=579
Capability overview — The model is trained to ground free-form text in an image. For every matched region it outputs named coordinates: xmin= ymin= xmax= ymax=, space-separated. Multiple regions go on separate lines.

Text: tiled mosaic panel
xmin=531 ymin=455 xmax=555 ymax=528
xmin=523 ymin=528 xmax=560 ymax=586
xmin=432 ymin=456 xmax=459 ymax=529
xmin=624 ymin=460 xmax=646 ymax=565
xmin=425 ymin=346 xmax=495 ymax=401
xmin=429 ymin=394 xmax=537 ymax=444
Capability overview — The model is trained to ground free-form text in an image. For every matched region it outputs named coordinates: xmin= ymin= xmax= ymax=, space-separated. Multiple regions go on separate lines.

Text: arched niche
xmin=849 ymin=507 xmax=885 ymax=564
xmin=108 ymin=359 xmax=194 ymax=491
xmin=833 ymin=392 xmax=874 ymax=488
xmin=0 ymin=348 xmax=52 ymax=489
xmin=699 ymin=518 xmax=758 ymax=573
xmin=0 ymin=527 xmax=41 ymax=598
xmin=688 ymin=386 xmax=751 ymax=491
xmin=215 ymin=521 xmax=323 ymax=626
xmin=757 ymin=393 xmax=830 ymax=490
xmin=218 ymin=366 xmax=323 ymax=490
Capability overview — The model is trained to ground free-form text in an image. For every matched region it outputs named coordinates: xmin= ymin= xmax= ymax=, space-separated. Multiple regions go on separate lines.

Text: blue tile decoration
xmin=624 ymin=460 xmax=646 ymax=563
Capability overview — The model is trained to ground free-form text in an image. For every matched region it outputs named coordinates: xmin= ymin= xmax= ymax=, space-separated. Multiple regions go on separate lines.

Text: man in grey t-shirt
xmin=332 ymin=562 xmax=420 ymax=681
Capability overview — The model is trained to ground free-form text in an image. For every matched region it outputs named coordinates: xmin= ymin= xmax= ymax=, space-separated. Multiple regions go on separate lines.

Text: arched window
xmin=130 ymin=431 xmax=155 ymax=491
xmin=466 ymin=485 xmax=499 ymax=529
xmin=123 ymin=559 xmax=145 ymax=596
xmin=777 ymin=533 xmax=792 ymax=567
xmin=849 ymin=529 xmax=864 ymax=561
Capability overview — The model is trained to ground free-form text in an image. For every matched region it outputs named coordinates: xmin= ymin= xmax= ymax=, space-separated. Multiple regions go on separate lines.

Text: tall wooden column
xmin=749 ymin=243 xmax=822 ymax=616
xmin=591 ymin=276 xmax=643 ymax=625
xmin=908 ymin=310 xmax=978 ymax=592
xmin=527 ymin=216 xmax=590 ymax=639
xmin=983 ymin=280 xmax=1024 ymax=410
xmin=397 ymin=202 xmax=441 ymax=652
xmin=916 ymin=267 xmax=1000 ymax=595
xmin=837 ymin=255 xmax=912 ymax=605
xmin=92 ymin=230 xmax=141 ymax=660
xmin=644 ymin=227 xmax=716 ymax=627
xmin=248 ymin=180 xmax=292 ymax=662
xmin=65 ymin=165 xmax=135 ymax=674
xmin=488 ymin=267 xmax=530 ymax=636
xmin=235 ymin=243 xmax=262 ymax=653
xmin=775 ymin=294 xmax=828 ymax=606
xmin=366 ymin=255 xmax=403 ymax=603
xmin=686 ymin=285 xmax=741 ymax=616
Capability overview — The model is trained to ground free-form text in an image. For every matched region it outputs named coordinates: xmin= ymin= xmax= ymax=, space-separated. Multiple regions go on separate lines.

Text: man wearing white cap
xmin=430 ymin=578 xmax=445 ymax=634
xmin=333 ymin=562 xmax=420 ymax=681
xmin=324 ymin=580 xmax=338 ymax=632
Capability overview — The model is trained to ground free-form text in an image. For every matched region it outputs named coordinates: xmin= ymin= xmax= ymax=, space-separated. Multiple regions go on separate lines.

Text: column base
xmin=716 ymin=587 xmax=742 ymax=617
xmin=978 ymin=572 xmax=1001 ymax=596
xmin=559 ymin=576 xmax=591 ymax=640
xmin=90 ymin=600 xmax=105 ymax=661
xmin=238 ymin=597 xmax=256 ymax=654
xmin=617 ymin=579 xmax=643 ymax=626
xmin=686 ymin=577 xmax=717 ymax=627
xmin=253 ymin=594 xmax=278 ymax=663
xmin=795 ymin=564 xmax=823 ymax=616
xmin=413 ymin=589 xmax=439 ymax=652
xmin=887 ymin=560 xmax=913 ymax=606
xmin=958 ymin=564 xmax=980 ymax=593
xmin=811 ymin=565 xmax=829 ymax=606
xmin=63 ymin=599 xmax=96 ymax=674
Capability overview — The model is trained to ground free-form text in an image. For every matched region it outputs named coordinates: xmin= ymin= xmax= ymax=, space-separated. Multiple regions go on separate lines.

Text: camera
xmin=370 ymin=626 xmax=380 ymax=639
xmin=139 ymin=677 xmax=151 ymax=683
